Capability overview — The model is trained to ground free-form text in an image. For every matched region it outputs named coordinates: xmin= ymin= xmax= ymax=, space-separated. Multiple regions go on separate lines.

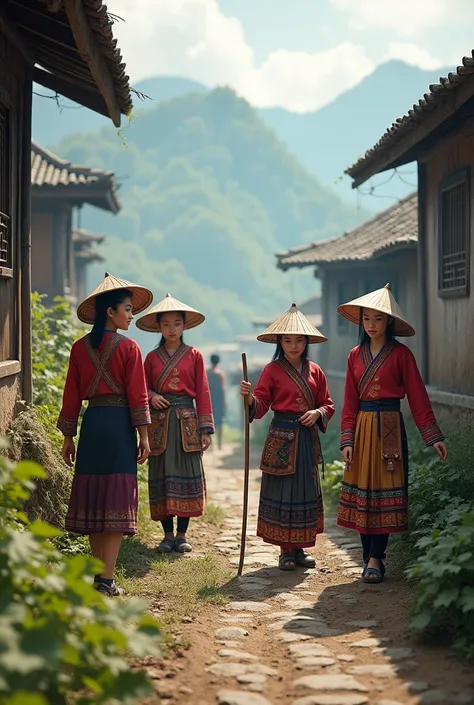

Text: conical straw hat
xmin=76 ymin=272 xmax=153 ymax=324
xmin=257 ymin=303 xmax=327 ymax=344
xmin=337 ymin=283 xmax=415 ymax=337
xmin=135 ymin=293 xmax=205 ymax=332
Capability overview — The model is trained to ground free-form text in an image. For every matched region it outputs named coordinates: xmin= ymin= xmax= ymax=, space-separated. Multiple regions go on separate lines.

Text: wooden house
xmin=0 ymin=0 xmax=132 ymax=433
xmin=31 ymin=142 xmax=116 ymax=305
xmin=277 ymin=195 xmax=418 ymax=412
xmin=346 ymin=51 xmax=474 ymax=419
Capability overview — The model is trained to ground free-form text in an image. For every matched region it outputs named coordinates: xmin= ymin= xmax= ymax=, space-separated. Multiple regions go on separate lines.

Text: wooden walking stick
xmin=237 ymin=352 xmax=250 ymax=576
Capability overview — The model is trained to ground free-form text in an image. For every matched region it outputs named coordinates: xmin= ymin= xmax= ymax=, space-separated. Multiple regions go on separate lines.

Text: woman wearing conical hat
xmin=137 ymin=294 xmax=214 ymax=554
xmin=239 ymin=304 xmax=335 ymax=571
xmin=57 ymin=273 xmax=153 ymax=597
xmin=337 ymin=284 xmax=447 ymax=584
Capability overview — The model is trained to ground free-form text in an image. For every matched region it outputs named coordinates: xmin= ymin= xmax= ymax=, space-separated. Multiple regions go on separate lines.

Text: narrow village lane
xmin=142 ymin=444 xmax=474 ymax=705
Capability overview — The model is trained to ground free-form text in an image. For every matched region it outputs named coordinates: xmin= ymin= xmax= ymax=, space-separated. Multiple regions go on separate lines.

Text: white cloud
xmin=110 ymin=0 xmax=374 ymax=112
xmin=241 ymin=44 xmax=374 ymax=113
xmin=384 ymin=42 xmax=443 ymax=70
xmin=330 ymin=0 xmax=474 ymax=39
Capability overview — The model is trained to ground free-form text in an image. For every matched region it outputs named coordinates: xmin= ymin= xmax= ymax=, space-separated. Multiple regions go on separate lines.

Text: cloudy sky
xmin=110 ymin=0 xmax=473 ymax=113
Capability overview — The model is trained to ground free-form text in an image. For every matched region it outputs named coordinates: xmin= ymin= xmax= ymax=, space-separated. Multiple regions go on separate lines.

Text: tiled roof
xmin=3 ymin=0 xmax=132 ymax=125
xmin=73 ymin=229 xmax=105 ymax=263
xmin=31 ymin=142 xmax=120 ymax=213
xmin=277 ymin=193 xmax=417 ymax=269
xmin=346 ymin=52 xmax=474 ymax=185
xmin=72 ymin=228 xmax=105 ymax=244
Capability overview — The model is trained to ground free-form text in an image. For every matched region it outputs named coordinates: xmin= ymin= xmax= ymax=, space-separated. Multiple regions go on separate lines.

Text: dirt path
xmin=138 ymin=443 xmax=474 ymax=705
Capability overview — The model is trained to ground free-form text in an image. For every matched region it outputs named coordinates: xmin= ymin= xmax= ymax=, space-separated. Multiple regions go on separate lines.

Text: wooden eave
xmin=2 ymin=0 xmax=133 ymax=126
xmin=348 ymin=65 xmax=474 ymax=188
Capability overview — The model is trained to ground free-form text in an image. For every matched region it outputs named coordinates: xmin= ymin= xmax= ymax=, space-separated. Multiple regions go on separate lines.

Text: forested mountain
xmin=33 ymin=60 xmax=451 ymax=210
xmin=51 ymin=88 xmax=365 ymax=347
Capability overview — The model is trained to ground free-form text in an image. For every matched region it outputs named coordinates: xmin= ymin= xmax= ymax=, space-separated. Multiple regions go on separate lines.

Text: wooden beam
xmin=63 ymin=0 xmax=121 ymax=126
xmin=0 ymin=5 xmax=35 ymax=64
xmin=20 ymin=66 xmax=33 ymax=405
xmin=350 ymin=73 xmax=474 ymax=187
xmin=33 ymin=65 xmax=109 ymax=117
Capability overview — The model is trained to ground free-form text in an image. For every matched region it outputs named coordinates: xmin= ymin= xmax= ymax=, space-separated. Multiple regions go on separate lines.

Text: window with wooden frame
xmin=0 ymin=89 xmax=12 ymax=278
xmin=438 ymin=168 xmax=470 ymax=297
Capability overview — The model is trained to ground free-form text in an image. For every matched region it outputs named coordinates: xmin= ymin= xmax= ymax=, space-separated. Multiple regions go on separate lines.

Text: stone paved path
xmin=146 ymin=444 xmax=474 ymax=705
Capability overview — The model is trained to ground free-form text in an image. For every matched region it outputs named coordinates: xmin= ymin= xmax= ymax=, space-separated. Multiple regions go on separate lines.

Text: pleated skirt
xmin=148 ymin=407 xmax=206 ymax=521
xmin=65 ymin=406 xmax=138 ymax=535
xmin=257 ymin=416 xmax=324 ymax=548
xmin=337 ymin=410 xmax=408 ymax=535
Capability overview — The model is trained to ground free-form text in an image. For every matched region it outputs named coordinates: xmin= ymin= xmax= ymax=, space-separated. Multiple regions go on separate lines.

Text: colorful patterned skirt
xmin=257 ymin=412 xmax=324 ymax=549
xmin=65 ymin=406 xmax=138 ymax=535
xmin=148 ymin=395 xmax=206 ymax=521
xmin=337 ymin=400 xmax=409 ymax=535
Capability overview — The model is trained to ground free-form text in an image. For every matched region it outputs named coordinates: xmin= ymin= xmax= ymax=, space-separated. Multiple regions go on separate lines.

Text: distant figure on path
xmin=207 ymin=354 xmax=226 ymax=450
xmin=337 ymin=283 xmax=448 ymax=585
xmin=58 ymin=272 xmax=152 ymax=597
xmin=137 ymin=294 xmax=214 ymax=555
xmin=240 ymin=303 xmax=334 ymax=571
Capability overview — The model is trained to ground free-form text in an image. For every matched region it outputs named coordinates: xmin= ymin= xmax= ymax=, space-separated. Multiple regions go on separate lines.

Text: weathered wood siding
xmin=318 ymin=250 xmax=420 ymax=416
xmin=423 ymin=126 xmax=474 ymax=396
xmin=0 ymin=26 xmax=27 ymax=432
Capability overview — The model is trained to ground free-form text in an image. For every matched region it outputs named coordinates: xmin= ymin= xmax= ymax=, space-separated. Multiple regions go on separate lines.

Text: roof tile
xmin=278 ymin=193 xmax=417 ymax=269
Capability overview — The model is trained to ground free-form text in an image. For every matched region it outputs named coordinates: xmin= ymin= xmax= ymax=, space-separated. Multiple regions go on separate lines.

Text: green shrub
xmin=31 ymin=292 xmax=83 ymax=408
xmin=407 ymin=502 xmax=474 ymax=659
xmin=322 ymin=461 xmax=344 ymax=514
xmin=392 ymin=426 xmax=474 ymax=658
xmin=0 ymin=441 xmax=162 ymax=704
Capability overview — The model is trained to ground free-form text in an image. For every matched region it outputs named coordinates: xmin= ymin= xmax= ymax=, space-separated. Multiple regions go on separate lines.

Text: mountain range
xmin=33 ymin=60 xmax=451 ymax=208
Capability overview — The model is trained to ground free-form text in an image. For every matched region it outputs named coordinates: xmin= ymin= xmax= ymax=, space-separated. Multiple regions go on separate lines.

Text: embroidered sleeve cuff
xmin=249 ymin=397 xmax=258 ymax=423
xmin=199 ymin=414 xmax=215 ymax=434
xmin=340 ymin=428 xmax=355 ymax=449
xmin=316 ymin=408 xmax=329 ymax=434
xmin=57 ymin=412 xmax=78 ymax=437
xmin=131 ymin=406 xmax=151 ymax=427
xmin=420 ymin=424 xmax=445 ymax=446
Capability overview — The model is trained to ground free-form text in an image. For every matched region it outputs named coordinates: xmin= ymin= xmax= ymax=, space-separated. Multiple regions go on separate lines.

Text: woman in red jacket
xmin=137 ymin=294 xmax=214 ymax=554
xmin=58 ymin=273 xmax=153 ymax=597
xmin=337 ymin=283 xmax=448 ymax=584
xmin=240 ymin=303 xmax=334 ymax=571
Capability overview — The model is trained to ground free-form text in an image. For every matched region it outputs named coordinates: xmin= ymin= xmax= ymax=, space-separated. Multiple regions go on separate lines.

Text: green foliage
xmin=31 ymin=293 xmax=83 ymax=408
xmin=395 ymin=426 xmax=474 ymax=658
xmin=321 ymin=461 xmax=344 ymax=514
xmin=51 ymin=87 xmax=365 ymax=347
xmin=407 ymin=503 xmax=474 ymax=659
xmin=0 ymin=446 xmax=161 ymax=704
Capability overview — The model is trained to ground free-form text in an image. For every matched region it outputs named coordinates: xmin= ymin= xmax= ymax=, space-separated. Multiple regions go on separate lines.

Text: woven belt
xmin=88 ymin=393 xmax=128 ymax=408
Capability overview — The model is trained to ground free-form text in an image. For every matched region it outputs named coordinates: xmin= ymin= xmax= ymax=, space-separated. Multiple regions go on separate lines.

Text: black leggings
xmin=360 ymin=533 xmax=389 ymax=563
xmin=161 ymin=515 xmax=190 ymax=534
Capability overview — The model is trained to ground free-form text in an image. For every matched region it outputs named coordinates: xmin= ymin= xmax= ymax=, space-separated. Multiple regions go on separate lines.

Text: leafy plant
xmin=391 ymin=425 xmax=474 ymax=658
xmin=31 ymin=292 xmax=83 ymax=408
xmin=407 ymin=502 xmax=474 ymax=659
xmin=322 ymin=461 xmax=344 ymax=514
xmin=0 ymin=442 xmax=162 ymax=704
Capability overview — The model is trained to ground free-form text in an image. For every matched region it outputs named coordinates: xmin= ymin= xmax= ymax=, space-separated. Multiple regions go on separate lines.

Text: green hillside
xmin=52 ymin=88 xmax=366 ymax=347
